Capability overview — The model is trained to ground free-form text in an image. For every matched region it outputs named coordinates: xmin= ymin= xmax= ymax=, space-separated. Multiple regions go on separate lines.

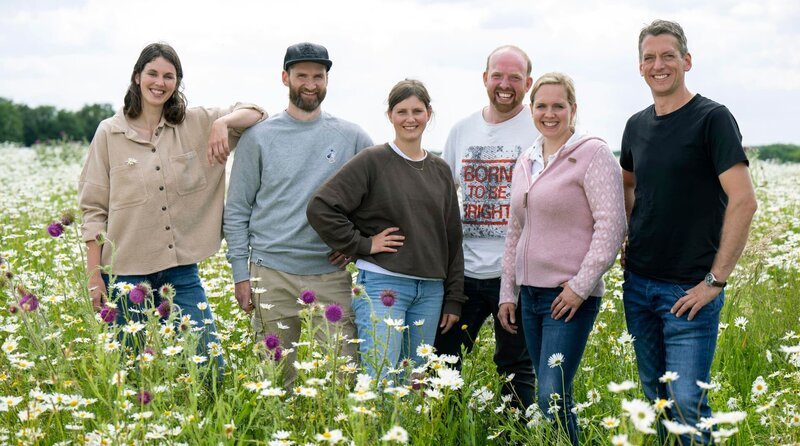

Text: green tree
xmin=755 ymin=144 xmax=800 ymax=163
xmin=77 ymin=103 xmax=114 ymax=140
xmin=0 ymin=98 xmax=24 ymax=143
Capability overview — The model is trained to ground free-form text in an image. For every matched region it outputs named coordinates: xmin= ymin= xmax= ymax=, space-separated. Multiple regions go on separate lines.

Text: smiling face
xmin=283 ymin=61 xmax=328 ymax=112
xmin=639 ymin=33 xmax=692 ymax=98
xmin=531 ymin=83 xmax=576 ymax=144
xmin=134 ymin=57 xmax=177 ymax=110
xmin=483 ymin=49 xmax=532 ymax=114
xmin=389 ymin=95 xmax=431 ymax=145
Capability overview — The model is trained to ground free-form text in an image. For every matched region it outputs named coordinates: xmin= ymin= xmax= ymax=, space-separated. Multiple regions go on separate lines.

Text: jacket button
xmin=159 ymin=186 xmax=164 ymax=191
xmin=151 ymin=148 xmax=156 ymax=153
xmin=165 ymin=226 xmax=170 ymax=230
xmin=168 ymin=244 xmax=173 ymax=249
xmin=162 ymin=206 xmax=167 ymax=211
xmin=155 ymin=166 xmax=161 ymax=171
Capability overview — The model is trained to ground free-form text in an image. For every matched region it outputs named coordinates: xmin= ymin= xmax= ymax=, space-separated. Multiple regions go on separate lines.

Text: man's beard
xmin=489 ymin=87 xmax=522 ymax=114
xmin=290 ymin=86 xmax=326 ymax=112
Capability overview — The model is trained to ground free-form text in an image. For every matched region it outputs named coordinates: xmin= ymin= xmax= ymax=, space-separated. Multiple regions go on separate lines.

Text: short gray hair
xmin=638 ymin=20 xmax=689 ymax=60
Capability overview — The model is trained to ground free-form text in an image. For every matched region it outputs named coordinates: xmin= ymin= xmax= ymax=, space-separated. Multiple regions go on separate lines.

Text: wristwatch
xmin=704 ymin=272 xmax=726 ymax=288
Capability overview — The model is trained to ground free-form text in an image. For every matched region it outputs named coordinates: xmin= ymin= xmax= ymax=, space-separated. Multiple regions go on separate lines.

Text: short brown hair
xmin=387 ymin=79 xmax=432 ymax=114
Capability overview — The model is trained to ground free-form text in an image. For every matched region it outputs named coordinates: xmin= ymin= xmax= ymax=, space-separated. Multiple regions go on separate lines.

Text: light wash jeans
xmin=353 ymin=270 xmax=443 ymax=380
xmin=623 ymin=269 xmax=724 ymax=446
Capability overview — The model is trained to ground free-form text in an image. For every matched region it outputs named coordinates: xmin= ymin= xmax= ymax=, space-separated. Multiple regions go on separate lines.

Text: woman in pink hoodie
xmin=497 ymin=72 xmax=626 ymax=445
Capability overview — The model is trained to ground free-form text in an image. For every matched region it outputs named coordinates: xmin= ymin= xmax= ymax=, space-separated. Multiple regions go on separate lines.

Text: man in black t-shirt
xmin=620 ymin=20 xmax=757 ymax=445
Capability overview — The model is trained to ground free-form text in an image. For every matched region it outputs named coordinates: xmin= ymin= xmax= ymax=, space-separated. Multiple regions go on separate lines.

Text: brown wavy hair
xmin=123 ymin=42 xmax=187 ymax=124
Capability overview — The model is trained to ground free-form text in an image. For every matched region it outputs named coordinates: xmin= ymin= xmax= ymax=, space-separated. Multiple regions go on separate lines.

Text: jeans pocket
xmin=670 ymin=283 xmax=693 ymax=300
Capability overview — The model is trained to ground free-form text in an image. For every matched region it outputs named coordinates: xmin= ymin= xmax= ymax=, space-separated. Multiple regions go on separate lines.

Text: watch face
xmin=705 ymin=273 xmax=714 ymax=286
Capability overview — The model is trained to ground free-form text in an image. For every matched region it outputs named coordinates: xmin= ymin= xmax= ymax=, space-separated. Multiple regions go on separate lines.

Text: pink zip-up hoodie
xmin=499 ymin=135 xmax=626 ymax=305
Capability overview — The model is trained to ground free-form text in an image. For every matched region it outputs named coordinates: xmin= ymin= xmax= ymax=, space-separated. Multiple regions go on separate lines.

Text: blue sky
xmin=1 ymin=0 xmax=798 ymax=150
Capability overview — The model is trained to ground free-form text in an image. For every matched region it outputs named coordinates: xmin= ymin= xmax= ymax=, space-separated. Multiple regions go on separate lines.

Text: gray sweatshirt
xmin=224 ymin=111 xmax=372 ymax=282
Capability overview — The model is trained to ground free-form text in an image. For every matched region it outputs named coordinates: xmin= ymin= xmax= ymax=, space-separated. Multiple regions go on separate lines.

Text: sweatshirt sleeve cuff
xmin=442 ymin=300 xmax=462 ymax=318
xmin=356 ymin=237 xmax=372 ymax=256
xmin=231 ymin=259 xmax=251 ymax=283
xmin=568 ymin=279 xmax=589 ymax=300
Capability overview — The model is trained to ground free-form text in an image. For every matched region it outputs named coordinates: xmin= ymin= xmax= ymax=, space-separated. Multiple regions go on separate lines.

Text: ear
xmin=281 ymin=70 xmax=289 ymax=87
xmin=525 ymin=76 xmax=533 ymax=92
xmin=482 ymin=71 xmax=489 ymax=87
xmin=135 ymin=73 xmax=140 ymax=85
xmin=683 ymin=52 xmax=692 ymax=72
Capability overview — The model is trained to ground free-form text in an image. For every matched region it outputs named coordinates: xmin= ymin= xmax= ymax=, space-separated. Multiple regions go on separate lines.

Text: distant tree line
xmin=0 ymin=97 xmax=114 ymax=146
xmin=754 ymin=144 xmax=800 ymax=163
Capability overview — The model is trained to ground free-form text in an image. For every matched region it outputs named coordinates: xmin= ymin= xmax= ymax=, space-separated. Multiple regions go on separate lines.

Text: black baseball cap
xmin=283 ymin=42 xmax=333 ymax=71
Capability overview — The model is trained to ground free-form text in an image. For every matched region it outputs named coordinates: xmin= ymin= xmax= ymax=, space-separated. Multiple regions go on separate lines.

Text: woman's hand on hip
xmin=370 ymin=227 xmax=404 ymax=254
xmin=551 ymin=282 xmax=584 ymax=322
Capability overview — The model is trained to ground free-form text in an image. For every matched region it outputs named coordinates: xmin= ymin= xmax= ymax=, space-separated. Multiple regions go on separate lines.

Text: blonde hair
xmin=530 ymin=72 xmax=577 ymax=129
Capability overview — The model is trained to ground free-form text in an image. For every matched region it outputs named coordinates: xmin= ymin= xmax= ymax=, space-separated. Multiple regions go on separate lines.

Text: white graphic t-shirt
xmin=443 ymin=106 xmax=538 ymax=279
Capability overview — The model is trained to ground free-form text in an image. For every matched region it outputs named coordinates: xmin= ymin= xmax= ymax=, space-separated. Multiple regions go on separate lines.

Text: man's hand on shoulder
xmin=671 ymin=282 xmax=722 ymax=321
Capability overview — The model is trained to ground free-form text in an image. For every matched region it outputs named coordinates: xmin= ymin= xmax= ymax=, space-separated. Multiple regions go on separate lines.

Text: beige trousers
xmin=249 ymin=263 xmax=356 ymax=386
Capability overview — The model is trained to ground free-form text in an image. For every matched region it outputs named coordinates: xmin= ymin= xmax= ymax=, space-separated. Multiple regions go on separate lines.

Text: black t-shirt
xmin=620 ymin=94 xmax=748 ymax=283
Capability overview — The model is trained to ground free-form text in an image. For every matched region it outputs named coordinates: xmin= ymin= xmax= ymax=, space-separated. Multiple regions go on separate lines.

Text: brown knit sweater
xmin=307 ymin=143 xmax=465 ymax=315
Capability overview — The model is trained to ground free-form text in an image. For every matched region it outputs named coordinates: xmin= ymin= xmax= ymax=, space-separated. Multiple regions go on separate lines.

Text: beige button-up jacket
xmin=78 ymin=103 xmax=263 ymax=275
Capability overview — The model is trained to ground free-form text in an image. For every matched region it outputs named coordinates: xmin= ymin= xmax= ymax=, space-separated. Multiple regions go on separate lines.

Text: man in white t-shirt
xmin=434 ymin=45 xmax=538 ymax=408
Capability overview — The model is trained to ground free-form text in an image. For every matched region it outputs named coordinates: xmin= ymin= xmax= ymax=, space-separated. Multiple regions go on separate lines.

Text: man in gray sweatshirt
xmin=224 ymin=42 xmax=373 ymax=384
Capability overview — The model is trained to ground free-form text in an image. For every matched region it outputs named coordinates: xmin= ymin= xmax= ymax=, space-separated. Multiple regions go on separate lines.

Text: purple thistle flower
xmin=263 ymin=333 xmax=280 ymax=351
xmin=352 ymin=286 xmax=364 ymax=297
xmin=324 ymin=304 xmax=343 ymax=323
xmin=59 ymin=209 xmax=75 ymax=226
xmin=19 ymin=293 xmax=39 ymax=312
xmin=156 ymin=300 xmax=171 ymax=318
xmin=143 ymin=347 xmax=156 ymax=356
xmin=158 ymin=283 xmax=176 ymax=300
xmin=47 ymin=222 xmax=64 ymax=238
xmin=136 ymin=391 xmax=152 ymax=405
xmin=272 ymin=346 xmax=283 ymax=362
xmin=99 ymin=306 xmax=118 ymax=324
xmin=9 ymin=305 xmax=18 ymax=314
xmin=129 ymin=286 xmax=146 ymax=305
xmin=299 ymin=289 xmax=316 ymax=305
xmin=380 ymin=289 xmax=397 ymax=307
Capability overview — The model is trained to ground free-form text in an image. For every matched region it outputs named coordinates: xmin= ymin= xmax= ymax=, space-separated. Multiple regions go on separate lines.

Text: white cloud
xmin=0 ymin=0 xmax=798 ymax=148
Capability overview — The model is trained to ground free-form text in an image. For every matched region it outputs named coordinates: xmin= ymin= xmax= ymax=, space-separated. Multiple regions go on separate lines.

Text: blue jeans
xmin=354 ymin=270 xmax=443 ymax=380
xmin=520 ymin=286 xmax=600 ymax=446
xmin=623 ymin=270 xmax=724 ymax=446
xmin=433 ymin=276 xmax=535 ymax=408
xmin=104 ymin=264 xmax=223 ymax=372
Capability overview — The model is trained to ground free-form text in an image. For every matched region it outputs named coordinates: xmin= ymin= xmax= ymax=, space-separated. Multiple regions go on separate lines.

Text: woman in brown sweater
xmin=307 ymin=79 xmax=464 ymax=380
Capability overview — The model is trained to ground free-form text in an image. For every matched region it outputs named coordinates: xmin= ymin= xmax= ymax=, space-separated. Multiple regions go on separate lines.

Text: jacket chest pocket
xmin=170 ymin=150 xmax=208 ymax=195
xmin=109 ymin=165 xmax=148 ymax=210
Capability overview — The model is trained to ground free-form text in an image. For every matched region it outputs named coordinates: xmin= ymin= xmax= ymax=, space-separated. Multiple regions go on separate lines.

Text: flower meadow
xmin=1 ymin=143 xmax=799 ymax=445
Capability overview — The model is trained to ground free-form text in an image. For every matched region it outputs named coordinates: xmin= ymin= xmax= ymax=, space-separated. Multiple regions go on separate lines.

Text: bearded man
xmin=224 ymin=42 xmax=372 ymax=385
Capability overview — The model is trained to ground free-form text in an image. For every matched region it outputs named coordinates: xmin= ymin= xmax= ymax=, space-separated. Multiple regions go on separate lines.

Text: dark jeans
xmin=623 ymin=270 xmax=723 ymax=446
xmin=434 ymin=276 xmax=535 ymax=408
xmin=521 ymin=286 xmax=600 ymax=446
xmin=103 ymin=264 xmax=224 ymax=372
